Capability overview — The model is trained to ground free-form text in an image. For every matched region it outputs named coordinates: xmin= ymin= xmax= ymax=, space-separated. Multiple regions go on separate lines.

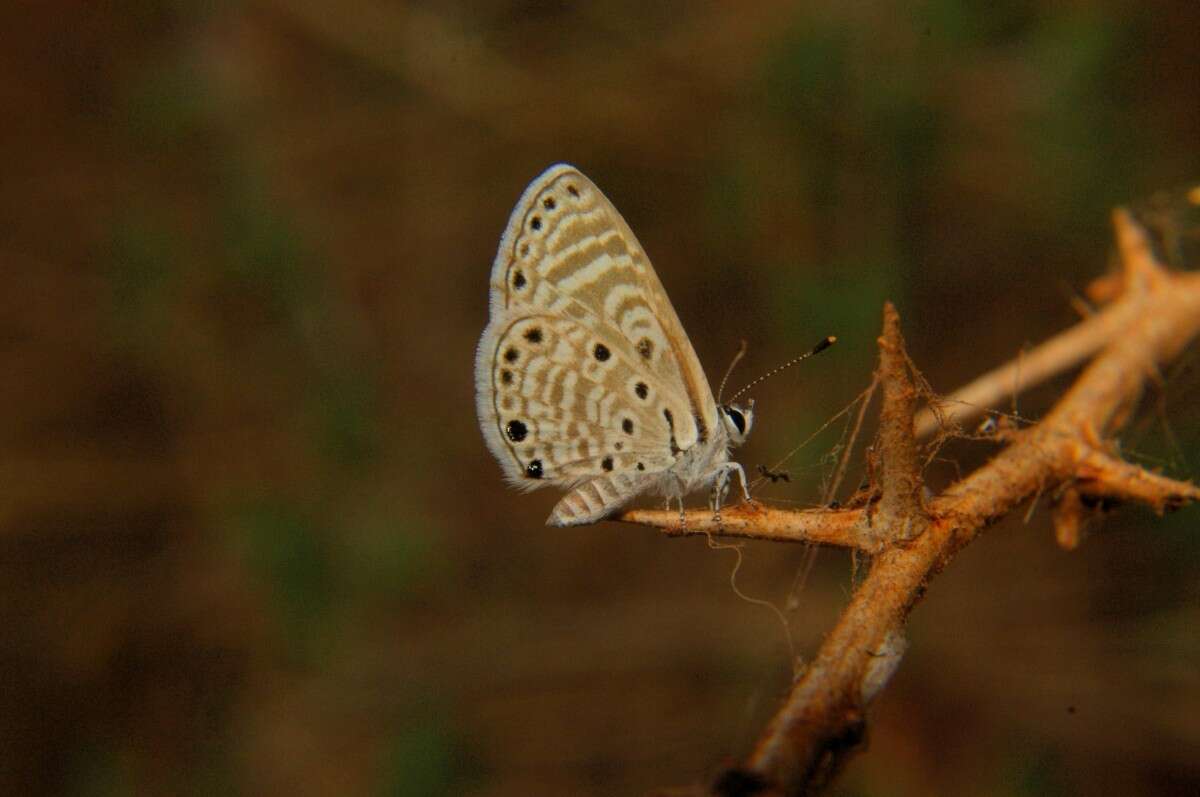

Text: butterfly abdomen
xmin=547 ymin=471 xmax=649 ymax=526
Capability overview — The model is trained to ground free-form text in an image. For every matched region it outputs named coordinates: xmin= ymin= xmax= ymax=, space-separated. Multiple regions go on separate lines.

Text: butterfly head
xmin=720 ymin=399 xmax=755 ymax=447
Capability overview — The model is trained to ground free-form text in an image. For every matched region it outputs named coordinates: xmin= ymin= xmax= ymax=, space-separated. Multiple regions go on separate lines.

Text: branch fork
xmin=624 ymin=208 xmax=1200 ymax=796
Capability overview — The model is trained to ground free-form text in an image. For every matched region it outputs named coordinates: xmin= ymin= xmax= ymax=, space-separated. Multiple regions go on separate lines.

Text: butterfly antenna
xmin=726 ymin=336 xmax=837 ymax=403
xmin=717 ymin=339 xmax=749 ymax=405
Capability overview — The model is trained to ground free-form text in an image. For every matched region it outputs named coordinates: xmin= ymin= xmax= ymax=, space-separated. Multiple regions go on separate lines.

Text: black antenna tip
xmin=724 ymin=334 xmax=838 ymax=403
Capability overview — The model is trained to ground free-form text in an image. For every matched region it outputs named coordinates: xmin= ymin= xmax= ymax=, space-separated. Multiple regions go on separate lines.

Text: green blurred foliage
xmin=999 ymin=741 xmax=1068 ymax=797
xmin=378 ymin=711 xmax=481 ymax=797
xmin=107 ymin=212 xmax=180 ymax=350
xmin=225 ymin=499 xmax=334 ymax=659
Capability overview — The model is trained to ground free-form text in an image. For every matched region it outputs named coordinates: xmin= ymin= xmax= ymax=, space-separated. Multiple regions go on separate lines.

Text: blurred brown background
xmin=4 ymin=2 xmax=1200 ymax=795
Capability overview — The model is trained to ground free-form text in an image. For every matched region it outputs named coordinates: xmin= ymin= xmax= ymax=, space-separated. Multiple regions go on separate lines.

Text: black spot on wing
xmin=506 ymin=420 xmax=527 ymax=442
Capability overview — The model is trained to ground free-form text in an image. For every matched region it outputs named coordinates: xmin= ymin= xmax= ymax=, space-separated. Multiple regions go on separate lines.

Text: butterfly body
xmin=475 ymin=164 xmax=752 ymax=526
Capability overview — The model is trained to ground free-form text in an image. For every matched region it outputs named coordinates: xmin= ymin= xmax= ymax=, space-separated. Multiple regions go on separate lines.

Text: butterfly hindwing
xmin=479 ymin=313 xmax=681 ymax=490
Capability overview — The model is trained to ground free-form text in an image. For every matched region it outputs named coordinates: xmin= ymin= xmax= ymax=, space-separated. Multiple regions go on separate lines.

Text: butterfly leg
xmin=670 ymin=477 xmax=688 ymax=533
xmin=709 ymin=472 xmax=729 ymax=514
xmin=733 ymin=462 xmax=751 ymax=502
xmin=708 ymin=462 xmax=751 ymax=509
xmin=708 ymin=462 xmax=750 ymax=531
xmin=661 ymin=494 xmax=688 ymax=533
xmin=709 ymin=478 xmax=726 ymax=531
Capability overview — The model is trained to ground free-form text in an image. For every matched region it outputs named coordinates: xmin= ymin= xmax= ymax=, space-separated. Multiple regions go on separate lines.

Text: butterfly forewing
xmin=492 ymin=167 xmax=717 ymax=417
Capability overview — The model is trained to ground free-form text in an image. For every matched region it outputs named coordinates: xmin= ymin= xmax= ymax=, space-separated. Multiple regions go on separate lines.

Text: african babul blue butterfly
xmin=475 ymin=164 xmax=757 ymax=526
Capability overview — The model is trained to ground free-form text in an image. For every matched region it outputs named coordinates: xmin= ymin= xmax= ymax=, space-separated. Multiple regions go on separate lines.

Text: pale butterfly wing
xmin=475 ymin=164 xmax=724 ymax=525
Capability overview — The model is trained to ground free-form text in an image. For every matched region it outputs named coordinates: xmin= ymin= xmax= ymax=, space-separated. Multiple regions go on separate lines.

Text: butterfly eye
xmin=726 ymin=408 xmax=746 ymax=436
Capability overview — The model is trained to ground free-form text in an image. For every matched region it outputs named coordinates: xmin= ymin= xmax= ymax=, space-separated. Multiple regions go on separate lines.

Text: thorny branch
xmin=622 ymin=209 xmax=1200 ymax=796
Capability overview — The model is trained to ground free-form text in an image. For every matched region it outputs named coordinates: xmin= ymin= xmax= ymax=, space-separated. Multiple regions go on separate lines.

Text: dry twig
xmin=624 ymin=209 xmax=1200 ymax=796
xmin=621 ymin=503 xmax=866 ymax=550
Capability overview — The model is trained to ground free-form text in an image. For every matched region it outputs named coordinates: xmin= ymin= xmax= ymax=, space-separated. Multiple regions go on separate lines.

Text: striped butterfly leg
xmin=547 ymin=472 xmax=654 ymax=527
xmin=667 ymin=493 xmax=687 ymax=534
xmin=708 ymin=461 xmax=751 ymax=514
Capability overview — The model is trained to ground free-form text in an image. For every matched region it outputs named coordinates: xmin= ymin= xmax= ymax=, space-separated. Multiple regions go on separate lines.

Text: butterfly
xmin=475 ymin=164 xmax=754 ymax=526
